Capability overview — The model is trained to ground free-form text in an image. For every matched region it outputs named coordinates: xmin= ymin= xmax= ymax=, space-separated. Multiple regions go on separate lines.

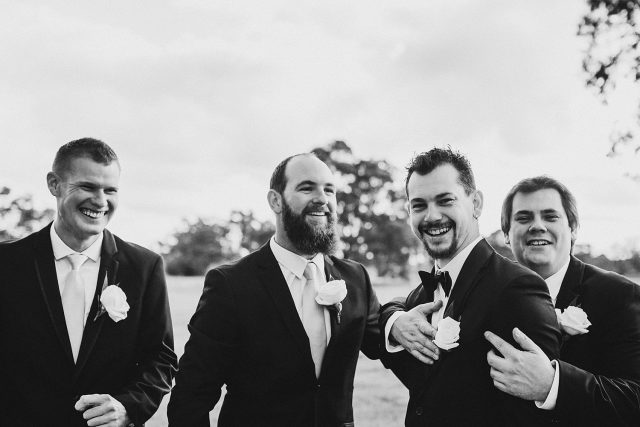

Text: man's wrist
xmin=384 ymin=311 xmax=405 ymax=353
xmin=535 ymin=359 xmax=559 ymax=410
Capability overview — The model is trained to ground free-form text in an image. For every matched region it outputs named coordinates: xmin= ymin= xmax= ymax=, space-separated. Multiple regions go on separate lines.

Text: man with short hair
xmin=168 ymin=153 xmax=382 ymax=426
xmin=0 ymin=138 xmax=176 ymax=426
xmin=380 ymin=148 xmax=561 ymax=426
xmin=484 ymin=176 xmax=640 ymax=426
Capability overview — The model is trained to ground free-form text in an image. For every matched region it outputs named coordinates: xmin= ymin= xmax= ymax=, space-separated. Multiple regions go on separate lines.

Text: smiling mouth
xmin=527 ymin=239 xmax=551 ymax=246
xmin=80 ymin=208 xmax=107 ymax=219
xmin=421 ymin=223 xmax=453 ymax=237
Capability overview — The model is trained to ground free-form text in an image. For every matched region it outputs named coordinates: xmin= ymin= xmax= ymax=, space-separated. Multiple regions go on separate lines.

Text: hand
xmin=75 ymin=394 xmax=131 ymax=427
xmin=390 ymin=301 xmax=442 ymax=364
xmin=484 ymin=327 xmax=555 ymax=401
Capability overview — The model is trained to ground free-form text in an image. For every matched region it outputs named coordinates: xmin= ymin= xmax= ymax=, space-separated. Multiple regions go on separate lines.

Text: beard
xmin=418 ymin=220 xmax=458 ymax=261
xmin=282 ymin=200 xmax=337 ymax=255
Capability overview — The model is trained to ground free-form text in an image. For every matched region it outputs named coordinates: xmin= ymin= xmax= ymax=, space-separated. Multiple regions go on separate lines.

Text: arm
xmin=555 ymin=283 xmax=640 ymax=426
xmin=167 ymin=269 xmax=239 ymax=427
xmin=109 ymin=256 xmax=177 ymax=426
xmin=358 ymin=264 xmax=383 ymax=360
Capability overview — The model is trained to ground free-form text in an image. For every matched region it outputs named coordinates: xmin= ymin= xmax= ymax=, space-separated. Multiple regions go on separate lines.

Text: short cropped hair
xmin=269 ymin=152 xmax=318 ymax=194
xmin=501 ymin=175 xmax=579 ymax=237
xmin=52 ymin=137 xmax=119 ymax=176
xmin=405 ymin=147 xmax=476 ymax=197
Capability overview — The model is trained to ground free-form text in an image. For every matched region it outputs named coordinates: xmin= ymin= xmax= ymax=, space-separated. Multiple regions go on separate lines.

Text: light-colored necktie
xmin=302 ymin=261 xmax=327 ymax=378
xmin=61 ymin=253 xmax=87 ymax=362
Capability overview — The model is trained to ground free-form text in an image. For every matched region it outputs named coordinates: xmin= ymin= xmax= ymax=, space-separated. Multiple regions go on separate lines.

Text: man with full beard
xmin=168 ymin=153 xmax=383 ymax=426
xmin=379 ymin=147 xmax=561 ymax=426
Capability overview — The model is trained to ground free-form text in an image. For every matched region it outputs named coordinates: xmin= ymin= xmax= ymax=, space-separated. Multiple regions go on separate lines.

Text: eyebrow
xmin=295 ymin=180 xmax=335 ymax=188
xmin=513 ymin=208 xmax=560 ymax=215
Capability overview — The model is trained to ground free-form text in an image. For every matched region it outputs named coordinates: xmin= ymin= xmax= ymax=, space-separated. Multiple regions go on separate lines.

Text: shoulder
xmin=581 ymin=261 xmax=639 ymax=303
xmin=0 ymin=229 xmax=43 ymax=259
xmin=113 ymin=234 xmax=162 ymax=264
xmin=328 ymin=256 xmax=366 ymax=273
xmin=487 ymin=251 xmax=542 ymax=285
xmin=205 ymin=245 xmax=265 ymax=281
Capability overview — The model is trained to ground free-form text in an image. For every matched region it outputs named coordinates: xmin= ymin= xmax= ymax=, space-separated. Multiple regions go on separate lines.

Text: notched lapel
xmin=33 ymin=226 xmax=74 ymax=364
xmin=323 ymin=256 xmax=343 ymax=339
xmin=257 ymin=245 xmax=314 ymax=361
xmin=75 ymin=230 xmax=119 ymax=378
xmin=555 ymin=257 xmax=585 ymax=310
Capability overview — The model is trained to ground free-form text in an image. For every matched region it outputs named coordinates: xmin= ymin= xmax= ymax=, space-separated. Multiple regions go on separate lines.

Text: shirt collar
xmin=434 ymin=236 xmax=483 ymax=286
xmin=545 ymin=260 xmax=570 ymax=302
xmin=50 ymin=225 xmax=103 ymax=263
xmin=270 ymin=236 xmax=325 ymax=279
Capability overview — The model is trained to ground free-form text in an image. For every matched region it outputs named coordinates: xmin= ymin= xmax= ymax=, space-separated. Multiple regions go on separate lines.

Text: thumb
xmin=416 ymin=300 xmax=443 ymax=314
xmin=512 ymin=327 xmax=543 ymax=354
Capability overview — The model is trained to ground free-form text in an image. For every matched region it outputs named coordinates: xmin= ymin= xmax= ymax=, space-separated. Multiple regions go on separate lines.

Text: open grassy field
xmin=148 ymin=273 xmax=640 ymax=426
xmin=147 ymin=275 xmax=413 ymax=427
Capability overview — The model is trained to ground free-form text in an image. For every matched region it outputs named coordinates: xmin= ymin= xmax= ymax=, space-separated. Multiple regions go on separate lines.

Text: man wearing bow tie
xmin=0 ymin=138 xmax=177 ymax=426
xmin=168 ymin=153 xmax=382 ymax=426
xmin=380 ymin=148 xmax=561 ymax=426
xmin=484 ymin=176 xmax=640 ymax=426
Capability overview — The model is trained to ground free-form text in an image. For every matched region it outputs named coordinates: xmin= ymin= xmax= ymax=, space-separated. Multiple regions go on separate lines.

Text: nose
xmin=529 ymin=216 xmax=547 ymax=233
xmin=92 ymin=190 xmax=108 ymax=207
xmin=423 ymin=206 xmax=443 ymax=223
xmin=312 ymin=189 xmax=329 ymax=205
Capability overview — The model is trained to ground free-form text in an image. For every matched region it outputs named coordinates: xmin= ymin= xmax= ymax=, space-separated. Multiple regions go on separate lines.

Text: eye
xmin=298 ymin=186 xmax=312 ymax=193
xmin=324 ymin=187 xmax=335 ymax=195
xmin=105 ymin=188 xmax=118 ymax=195
xmin=544 ymin=214 xmax=559 ymax=222
xmin=514 ymin=215 xmax=530 ymax=223
xmin=410 ymin=202 xmax=426 ymax=212
xmin=439 ymin=198 xmax=454 ymax=206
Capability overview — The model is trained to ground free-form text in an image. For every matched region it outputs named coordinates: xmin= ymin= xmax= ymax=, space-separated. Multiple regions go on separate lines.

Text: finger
xmin=512 ymin=327 xmax=544 ymax=354
xmin=86 ymin=411 xmax=115 ymax=426
xmin=415 ymin=300 xmax=443 ymax=315
xmin=409 ymin=349 xmax=435 ymax=365
xmin=75 ymin=394 xmax=107 ymax=411
xmin=483 ymin=331 xmax=515 ymax=358
xmin=82 ymin=402 xmax=110 ymax=420
xmin=417 ymin=320 xmax=437 ymax=338
xmin=414 ymin=342 xmax=440 ymax=361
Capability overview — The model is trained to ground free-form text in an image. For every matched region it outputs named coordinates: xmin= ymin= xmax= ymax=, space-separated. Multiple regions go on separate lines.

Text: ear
xmin=504 ymin=233 xmax=510 ymax=245
xmin=267 ymin=189 xmax=283 ymax=214
xmin=46 ymin=172 xmax=60 ymax=196
xmin=472 ymin=190 xmax=484 ymax=219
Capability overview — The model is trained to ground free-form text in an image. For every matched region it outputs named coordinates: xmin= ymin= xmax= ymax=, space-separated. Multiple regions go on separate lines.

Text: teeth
xmin=307 ymin=212 xmax=326 ymax=216
xmin=426 ymin=226 xmax=451 ymax=236
xmin=80 ymin=208 xmax=106 ymax=219
xmin=528 ymin=240 xmax=550 ymax=246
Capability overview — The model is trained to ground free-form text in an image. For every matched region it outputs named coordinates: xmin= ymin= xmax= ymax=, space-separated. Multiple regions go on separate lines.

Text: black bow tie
xmin=419 ymin=270 xmax=452 ymax=297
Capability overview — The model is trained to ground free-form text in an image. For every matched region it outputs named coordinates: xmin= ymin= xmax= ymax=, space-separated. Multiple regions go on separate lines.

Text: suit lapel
xmin=74 ymin=230 xmax=118 ymax=378
xmin=257 ymin=244 xmax=314 ymax=361
xmin=424 ymin=239 xmax=492 ymax=382
xmin=322 ymin=256 xmax=342 ymax=349
xmin=555 ymin=257 xmax=584 ymax=310
xmin=33 ymin=225 xmax=75 ymax=364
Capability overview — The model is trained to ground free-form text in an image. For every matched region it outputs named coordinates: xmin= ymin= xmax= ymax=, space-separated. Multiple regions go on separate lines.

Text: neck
xmin=273 ymin=230 xmax=317 ymax=259
xmin=53 ymin=221 xmax=98 ymax=252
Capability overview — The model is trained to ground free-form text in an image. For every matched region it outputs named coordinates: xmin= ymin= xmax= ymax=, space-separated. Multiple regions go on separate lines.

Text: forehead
xmin=284 ymin=155 xmax=334 ymax=188
xmin=63 ymin=156 xmax=121 ymax=181
xmin=512 ymin=188 xmax=564 ymax=213
xmin=407 ymin=164 xmax=466 ymax=199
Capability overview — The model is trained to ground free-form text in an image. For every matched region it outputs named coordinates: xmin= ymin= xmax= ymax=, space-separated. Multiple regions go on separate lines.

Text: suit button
xmin=415 ymin=407 xmax=423 ymax=416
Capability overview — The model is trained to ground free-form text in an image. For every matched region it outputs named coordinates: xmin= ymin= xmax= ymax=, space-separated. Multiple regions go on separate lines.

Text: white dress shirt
xmin=536 ymin=259 xmax=570 ymax=410
xmin=50 ymin=226 xmax=103 ymax=326
xmin=384 ymin=236 xmax=484 ymax=352
xmin=269 ymin=237 xmax=332 ymax=344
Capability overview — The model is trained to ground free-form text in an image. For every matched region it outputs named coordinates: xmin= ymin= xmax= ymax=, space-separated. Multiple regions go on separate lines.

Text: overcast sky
xmin=2 ymin=0 xmax=639 ymax=257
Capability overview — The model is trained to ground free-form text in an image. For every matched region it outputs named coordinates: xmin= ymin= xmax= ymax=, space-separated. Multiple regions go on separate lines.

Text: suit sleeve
xmin=492 ymin=273 xmax=562 ymax=426
xmin=555 ymin=282 xmax=640 ymax=426
xmin=378 ymin=285 xmax=428 ymax=390
xmin=167 ymin=269 xmax=240 ymax=427
xmin=358 ymin=264 xmax=383 ymax=360
xmin=114 ymin=256 xmax=178 ymax=426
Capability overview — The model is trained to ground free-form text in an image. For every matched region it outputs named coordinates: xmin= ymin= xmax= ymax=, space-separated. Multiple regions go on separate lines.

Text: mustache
xmin=418 ymin=220 xmax=454 ymax=233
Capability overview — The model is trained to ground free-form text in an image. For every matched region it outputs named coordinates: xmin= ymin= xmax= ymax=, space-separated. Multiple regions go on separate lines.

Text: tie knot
xmin=67 ymin=253 xmax=87 ymax=270
xmin=304 ymin=262 xmax=317 ymax=280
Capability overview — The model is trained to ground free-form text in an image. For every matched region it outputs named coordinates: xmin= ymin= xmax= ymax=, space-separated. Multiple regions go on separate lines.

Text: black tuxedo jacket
xmin=167 ymin=243 xmax=382 ymax=427
xmin=0 ymin=225 xmax=177 ymax=427
xmin=551 ymin=256 xmax=640 ymax=426
xmin=380 ymin=239 xmax=561 ymax=427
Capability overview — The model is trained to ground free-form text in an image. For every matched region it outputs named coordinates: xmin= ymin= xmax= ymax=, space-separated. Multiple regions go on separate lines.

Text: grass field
xmin=148 ymin=273 xmax=640 ymax=426
xmin=146 ymin=276 xmax=412 ymax=427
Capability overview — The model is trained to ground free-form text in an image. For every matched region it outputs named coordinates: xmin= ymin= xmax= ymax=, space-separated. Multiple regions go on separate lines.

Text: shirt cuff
xmin=535 ymin=359 xmax=559 ymax=410
xmin=384 ymin=311 xmax=406 ymax=353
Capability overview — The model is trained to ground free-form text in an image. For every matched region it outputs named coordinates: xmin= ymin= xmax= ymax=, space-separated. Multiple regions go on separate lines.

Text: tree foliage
xmin=579 ymin=0 xmax=640 ymax=171
xmin=313 ymin=141 xmax=419 ymax=277
xmin=0 ymin=186 xmax=54 ymax=242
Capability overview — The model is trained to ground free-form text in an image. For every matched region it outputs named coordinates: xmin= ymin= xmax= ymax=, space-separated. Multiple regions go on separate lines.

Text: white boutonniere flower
xmin=94 ymin=271 xmax=129 ymax=323
xmin=555 ymin=306 xmax=591 ymax=335
xmin=315 ymin=279 xmax=347 ymax=324
xmin=433 ymin=317 xmax=460 ymax=350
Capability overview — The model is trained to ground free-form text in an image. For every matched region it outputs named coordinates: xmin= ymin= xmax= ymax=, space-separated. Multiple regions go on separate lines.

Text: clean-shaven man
xmin=485 ymin=176 xmax=640 ymax=426
xmin=168 ymin=153 xmax=382 ymax=426
xmin=380 ymin=147 xmax=561 ymax=426
xmin=0 ymin=138 xmax=176 ymax=426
